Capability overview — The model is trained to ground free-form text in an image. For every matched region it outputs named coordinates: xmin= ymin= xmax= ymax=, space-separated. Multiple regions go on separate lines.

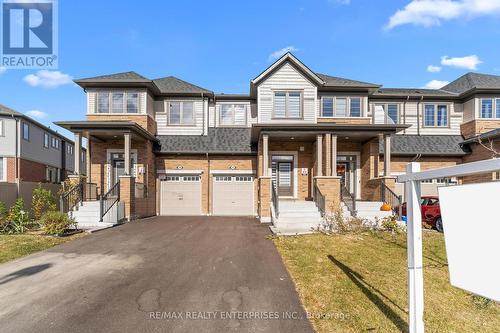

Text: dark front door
xmin=277 ymin=162 xmax=293 ymax=196
xmin=337 ymin=162 xmax=350 ymax=190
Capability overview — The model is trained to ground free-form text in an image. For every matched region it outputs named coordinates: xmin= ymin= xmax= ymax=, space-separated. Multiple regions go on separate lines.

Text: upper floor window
xmin=22 ymin=123 xmax=29 ymax=141
xmin=321 ymin=97 xmax=362 ymax=117
xmin=43 ymin=133 xmax=49 ymax=148
xmin=480 ymin=98 xmax=500 ymax=119
xmin=97 ymin=92 xmax=139 ymax=114
xmin=67 ymin=145 xmax=73 ymax=155
xmin=374 ymin=103 xmax=398 ymax=124
xmin=220 ymin=104 xmax=247 ymax=126
xmin=51 ymin=137 xmax=60 ymax=149
xmin=273 ymin=91 xmax=301 ymax=118
xmin=168 ymin=101 xmax=194 ymax=125
xmin=0 ymin=120 xmax=3 ymax=136
xmin=424 ymin=104 xmax=448 ymax=127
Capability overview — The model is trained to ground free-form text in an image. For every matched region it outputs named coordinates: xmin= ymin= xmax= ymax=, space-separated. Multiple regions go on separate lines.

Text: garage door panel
xmin=213 ymin=175 xmax=254 ymax=216
xmin=160 ymin=177 xmax=201 ymax=216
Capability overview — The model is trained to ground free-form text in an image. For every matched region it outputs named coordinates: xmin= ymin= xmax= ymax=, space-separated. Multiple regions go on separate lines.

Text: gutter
xmin=417 ymin=95 xmax=423 ymax=135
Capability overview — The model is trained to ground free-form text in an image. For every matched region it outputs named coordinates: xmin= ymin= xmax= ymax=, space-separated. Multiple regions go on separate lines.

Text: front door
xmin=277 ymin=162 xmax=293 ymax=196
xmin=337 ymin=162 xmax=351 ymax=192
xmin=112 ymin=159 xmax=125 ymax=185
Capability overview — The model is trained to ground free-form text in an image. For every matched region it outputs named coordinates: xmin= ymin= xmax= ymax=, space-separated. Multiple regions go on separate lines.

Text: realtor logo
xmin=1 ymin=0 xmax=58 ymax=68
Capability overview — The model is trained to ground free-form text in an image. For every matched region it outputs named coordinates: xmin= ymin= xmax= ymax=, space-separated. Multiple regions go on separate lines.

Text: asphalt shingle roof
xmin=0 ymin=104 xmax=23 ymax=116
xmin=374 ymin=88 xmax=457 ymax=97
xmin=156 ymin=128 xmax=254 ymax=154
xmin=75 ymin=71 xmax=149 ymax=82
xmin=152 ymin=76 xmax=212 ymax=94
xmin=441 ymin=72 xmax=500 ymax=94
xmin=316 ymin=73 xmax=380 ymax=88
xmin=380 ymin=135 xmax=469 ymax=156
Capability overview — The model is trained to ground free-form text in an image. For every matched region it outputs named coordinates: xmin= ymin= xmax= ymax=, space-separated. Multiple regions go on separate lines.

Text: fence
xmin=0 ymin=181 xmax=62 ymax=211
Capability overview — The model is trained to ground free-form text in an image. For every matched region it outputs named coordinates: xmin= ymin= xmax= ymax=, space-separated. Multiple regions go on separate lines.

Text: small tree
xmin=32 ymin=184 xmax=57 ymax=220
xmin=0 ymin=201 xmax=8 ymax=233
xmin=5 ymin=198 xmax=31 ymax=233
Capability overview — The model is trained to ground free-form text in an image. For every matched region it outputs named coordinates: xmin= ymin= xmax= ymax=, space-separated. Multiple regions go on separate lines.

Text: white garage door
xmin=160 ymin=175 xmax=202 ymax=215
xmin=212 ymin=175 xmax=254 ymax=216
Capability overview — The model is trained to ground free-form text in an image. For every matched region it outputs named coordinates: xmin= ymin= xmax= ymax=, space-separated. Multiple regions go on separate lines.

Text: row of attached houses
xmin=51 ymin=53 xmax=499 ymax=224
xmin=0 ymin=105 xmax=86 ymax=185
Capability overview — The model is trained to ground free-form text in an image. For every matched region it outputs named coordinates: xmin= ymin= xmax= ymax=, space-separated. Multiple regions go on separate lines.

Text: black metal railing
xmin=60 ymin=183 xmax=83 ymax=214
xmin=314 ymin=184 xmax=326 ymax=216
xmin=340 ymin=183 xmax=357 ymax=217
xmin=84 ymin=183 xmax=98 ymax=201
xmin=271 ymin=182 xmax=279 ymax=218
xmin=380 ymin=182 xmax=403 ymax=217
xmin=99 ymin=181 xmax=120 ymax=222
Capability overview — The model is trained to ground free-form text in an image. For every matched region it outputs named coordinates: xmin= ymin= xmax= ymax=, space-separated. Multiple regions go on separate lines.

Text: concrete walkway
xmin=0 ymin=216 xmax=314 ymax=333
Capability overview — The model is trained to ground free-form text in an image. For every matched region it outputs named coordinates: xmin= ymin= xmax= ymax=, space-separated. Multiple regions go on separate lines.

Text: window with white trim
xmin=273 ymin=91 xmax=302 ymax=118
xmin=44 ymin=133 xmax=49 ymax=148
xmin=480 ymin=98 xmax=500 ymax=119
xmin=220 ymin=104 xmax=247 ymax=126
xmin=424 ymin=104 xmax=448 ymax=127
xmin=166 ymin=176 xmax=180 ymax=182
xmin=22 ymin=123 xmax=29 ymax=140
xmin=67 ymin=145 xmax=73 ymax=155
xmin=374 ymin=103 xmax=399 ymax=124
xmin=51 ymin=137 xmax=60 ymax=149
xmin=168 ymin=101 xmax=195 ymax=125
xmin=321 ymin=97 xmax=362 ymax=117
xmin=97 ymin=92 xmax=139 ymax=114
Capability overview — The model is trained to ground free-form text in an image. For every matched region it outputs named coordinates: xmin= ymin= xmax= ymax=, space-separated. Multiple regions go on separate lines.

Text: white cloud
xmin=385 ymin=0 xmax=500 ymax=30
xmin=423 ymin=79 xmax=450 ymax=89
xmin=0 ymin=67 xmax=6 ymax=74
xmin=26 ymin=110 xmax=48 ymax=119
xmin=427 ymin=65 xmax=442 ymax=72
xmin=331 ymin=0 xmax=351 ymax=4
xmin=268 ymin=46 xmax=300 ymax=61
xmin=441 ymin=55 xmax=482 ymax=70
xmin=23 ymin=70 xmax=73 ymax=88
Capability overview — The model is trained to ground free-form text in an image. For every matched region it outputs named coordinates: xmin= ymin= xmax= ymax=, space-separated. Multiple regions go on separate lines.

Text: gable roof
xmin=441 ymin=72 xmax=500 ymax=95
xmin=75 ymin=71 xmax=150 ymax=83
xmin=316 ymin=73 xmax=380 ymax=88
xmin=152 ymin=76 xmax=212 ymax=95
xmin=252 ymin=52 xmax=325 ymax=86
xmin=0 ymin=103 xmax=23 ymax=117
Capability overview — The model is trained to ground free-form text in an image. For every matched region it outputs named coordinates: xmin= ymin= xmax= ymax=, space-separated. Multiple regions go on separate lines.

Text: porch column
xmin=124 ymin=132 xmax=131 ymax=175
xmin=74 ymin=132 xmax=82 ymax=175
xmin=331 ymin=134 xmax=337 ymax=177
xmin=262 ymin=134 xmax=269 ymax=176
xmin=316 ymin=134 xmax=323 ymax=176
xmin=384 ymin=134 xmax=391 ymax=177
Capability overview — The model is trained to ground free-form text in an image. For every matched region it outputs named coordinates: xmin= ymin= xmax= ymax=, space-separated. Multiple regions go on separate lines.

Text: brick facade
xmin=19 ymin=158 xmax=47 ymax=183
xmin=5 ymin=157 xmax=17 ymax=183
xmin=86 ymin=115 xmax=157 ymax=135
xmin=460 ymin=119 xmax=500 ymax=139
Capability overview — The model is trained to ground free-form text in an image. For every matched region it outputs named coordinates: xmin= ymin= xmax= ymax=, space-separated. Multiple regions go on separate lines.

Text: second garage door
xmin=160 ymin=175 xmax=202 ymax=215
xmin=212 ymin=175 xmax=254 ymax=216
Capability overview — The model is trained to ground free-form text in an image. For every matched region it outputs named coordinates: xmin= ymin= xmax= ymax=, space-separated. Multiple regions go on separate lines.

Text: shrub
xmin=380 ymin=215 xmax=405 ymax=234
xmin=40 ymin=211 xmax=75 ymax=236
xmin=0 ymin=201 xmax=8 ymax=233
xmin=32 ymin=184 xmax=57 ymax=221
xmin=0 ymin=198 xmax=32 ymax=234
xmin=319 ymin=211 xmax=371 ymax=235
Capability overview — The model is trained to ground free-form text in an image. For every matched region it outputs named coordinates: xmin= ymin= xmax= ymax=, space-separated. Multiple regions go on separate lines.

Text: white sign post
xmin=398 ymin=158 xmax=500 ymax=333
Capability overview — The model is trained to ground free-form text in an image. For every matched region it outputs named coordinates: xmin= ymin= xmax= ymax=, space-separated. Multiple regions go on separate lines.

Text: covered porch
xmin=253 ymin=123 xmax=408 ymax=222
xmin=56 ymin=121 xmax=158 ymax=221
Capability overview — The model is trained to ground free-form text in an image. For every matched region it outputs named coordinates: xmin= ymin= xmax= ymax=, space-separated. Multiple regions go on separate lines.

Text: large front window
xmin=321 ymin=97 xmax=362 ymax=117
xmin=97 ymin=92 xmax=139 ymax=114
xmin=168 ymin=101 xmax=194 ymax=125
xmin=273 ymin=91 xmax=302 ymax=118
xmin=220 ymin=104 xmax=247 ymax=126
xmin=424 ymin=104 xmax=448 ymax=127
xmin=480 ymin=98 xmax=500 ymax=119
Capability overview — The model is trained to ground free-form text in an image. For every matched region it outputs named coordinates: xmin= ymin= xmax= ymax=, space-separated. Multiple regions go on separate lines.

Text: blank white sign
xmin=438 ymin=182 xmax=500 ymax=302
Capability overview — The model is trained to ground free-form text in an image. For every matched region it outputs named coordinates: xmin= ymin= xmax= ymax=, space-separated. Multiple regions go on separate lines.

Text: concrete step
xmin=269 ymin=225 xmax=316 ymax=236
xmin=279 ymin=211 xmax=322 ymax=218
xmin=73 ymin=222 xmax=115 ymax=229
xmin=276 ymin=215 xmax=322 ymax=223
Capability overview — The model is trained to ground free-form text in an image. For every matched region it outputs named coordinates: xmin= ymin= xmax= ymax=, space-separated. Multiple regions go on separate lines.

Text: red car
xmin=401 ymin=196 xmax=443 ymax=232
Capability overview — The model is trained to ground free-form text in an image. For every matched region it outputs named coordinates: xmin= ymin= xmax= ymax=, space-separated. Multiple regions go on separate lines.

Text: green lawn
xmin=273 ymin=231 xmax=500 ymax=333
xmin=0 ymin=233 xmax=83 ymax=264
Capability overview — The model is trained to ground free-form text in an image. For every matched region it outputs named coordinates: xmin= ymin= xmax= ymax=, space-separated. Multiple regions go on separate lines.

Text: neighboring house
xmin=0 ymin=104 xmax=86 ymax=184
xmin=56 ymin=53 xmax=500 ymax=225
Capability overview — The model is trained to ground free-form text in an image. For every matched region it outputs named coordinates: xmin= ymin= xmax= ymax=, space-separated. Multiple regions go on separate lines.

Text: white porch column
xmin=384 ymin=134 xmax=391 ymax=177
xmin=74 ymin=132 xmax=82 ymax=175
xmin=316 ymin=134 xmax=323 ymax=177
xmin=124 ymin=132 xmax=131 ymax=176
xmin=263 ymin=134 xmax=269 ymax=176
xmin=331 ymin=134 xmax=337 ymax=177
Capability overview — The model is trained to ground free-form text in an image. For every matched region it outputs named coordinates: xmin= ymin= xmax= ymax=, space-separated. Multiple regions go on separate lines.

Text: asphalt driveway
xmin=0 ymin=216 xmax=314 ymax=333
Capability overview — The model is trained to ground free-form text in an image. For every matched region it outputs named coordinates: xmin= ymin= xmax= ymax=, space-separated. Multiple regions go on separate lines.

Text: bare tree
xmin=476 ymin=136 xmax=500 ymax=158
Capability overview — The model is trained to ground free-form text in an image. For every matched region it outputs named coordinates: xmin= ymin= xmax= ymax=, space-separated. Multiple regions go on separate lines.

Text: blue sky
xmin=1 ymin=0 xmax=500 ymax=139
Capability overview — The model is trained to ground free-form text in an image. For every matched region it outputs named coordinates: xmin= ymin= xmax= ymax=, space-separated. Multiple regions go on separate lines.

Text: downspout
xmin=12 ymin=115 xmax=19 ymax=196
xmin=417 ymin=95 xmax=423 ymax=136
xmin=201 ymin=92 xmax=205 ymax=136
xmin=403 ymin=96 xmax=409 ymax=134
xmin=206 ymin=152 xmax=210 ymax=216
xmin=411 ymin=153 xmax=422 ymax=162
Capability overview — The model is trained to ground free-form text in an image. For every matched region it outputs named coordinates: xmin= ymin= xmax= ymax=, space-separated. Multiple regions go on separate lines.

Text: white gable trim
xmin=252 ymin=53 xmax=324 ymax=86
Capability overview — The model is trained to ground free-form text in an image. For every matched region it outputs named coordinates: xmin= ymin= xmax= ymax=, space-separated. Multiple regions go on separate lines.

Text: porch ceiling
xmin=54 ymin=121 xmax=158 ymax=142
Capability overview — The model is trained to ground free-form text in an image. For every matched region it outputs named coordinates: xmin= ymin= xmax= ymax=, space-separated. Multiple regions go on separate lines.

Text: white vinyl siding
xmin=320 ymin=96 xmax=363 ymax=117
xmin=273 ymin=91 xmax=302 ymax=119
xmin=0 ymin=120 xmax=3 ymax=136
xmin=257 ymin=62 xmax=317 ymax=123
